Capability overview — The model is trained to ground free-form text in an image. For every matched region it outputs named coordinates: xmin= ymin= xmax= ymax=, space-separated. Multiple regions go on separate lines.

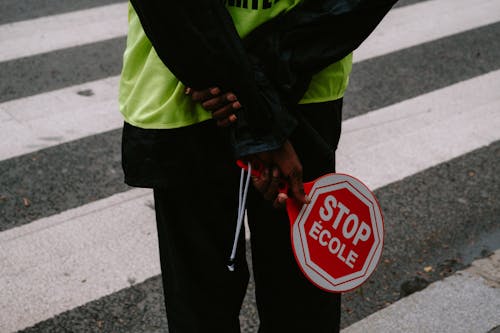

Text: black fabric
xmin=245 ymin=0 xmax=398 ymax=105
xmin=152 ymin=100 xmax=343 ymax=332
xmin=121 ymin=99 xmax=342 ymax=189
xmin=122 ymin=120 xmax=236 ymax=188
xmin=247 ymin=100 xmax=343 ymax=333
xmin=153 ymin=170 xmax=247 ymax=333
xmin=128 ymin=0 xmax=397 ymax=156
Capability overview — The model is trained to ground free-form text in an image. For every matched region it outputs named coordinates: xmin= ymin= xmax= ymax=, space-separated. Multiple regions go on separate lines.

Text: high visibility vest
xmin=119 ymin=1 xmax=352 ymax=129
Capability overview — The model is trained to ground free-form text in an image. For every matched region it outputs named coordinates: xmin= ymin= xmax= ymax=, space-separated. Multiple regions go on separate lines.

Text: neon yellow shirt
xmin=119 ymin=1 xmax=352 ymax=129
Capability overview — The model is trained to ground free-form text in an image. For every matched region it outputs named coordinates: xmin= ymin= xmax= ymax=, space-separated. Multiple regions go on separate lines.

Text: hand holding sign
xmin=235 ymin=162 xmax=384 ymax=292
xmin=240 ymin=140 xmax=309 ymax=206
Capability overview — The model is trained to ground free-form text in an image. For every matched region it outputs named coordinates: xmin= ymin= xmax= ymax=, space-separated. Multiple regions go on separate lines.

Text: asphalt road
xmin=1 ymin=0 xmax=499 ymax=332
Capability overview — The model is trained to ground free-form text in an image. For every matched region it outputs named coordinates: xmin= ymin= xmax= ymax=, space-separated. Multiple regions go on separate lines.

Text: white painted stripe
xmin=337 ymin=69 xmax=500 ymax=190
xmin=0 ymin=3 xmax=128 ymax=62
xmin=0 ymin=189 xmax=157 ymax=333
xmin=341 ymin=250 xmax=500 ymax=333
xmin=1 ymin=0 xmax=498 ymax=64
xmin=1 ymin=70 xmax=499 ymax=333
xmin=2 ymin=0 xmax=499 ymax=160
xmin=0 ymin=77 xmax=122 ymax=160
xmin=355 ymin=0 xmax=500 ymax=62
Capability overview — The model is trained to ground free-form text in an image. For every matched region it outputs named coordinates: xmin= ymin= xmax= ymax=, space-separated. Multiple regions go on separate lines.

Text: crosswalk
xmin=1 ymin=0 xmax=499 ymax=332
xmin=0 ymin=3 xmax=127 ymax=63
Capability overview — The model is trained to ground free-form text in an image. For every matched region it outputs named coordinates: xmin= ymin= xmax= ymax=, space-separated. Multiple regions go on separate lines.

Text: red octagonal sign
xmin=287 ymin=173 xmax=384 ymax=293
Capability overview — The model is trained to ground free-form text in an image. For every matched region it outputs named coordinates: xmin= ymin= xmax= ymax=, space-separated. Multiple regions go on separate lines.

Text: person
xmin=119 ymin=0 xmax=396 ymax=332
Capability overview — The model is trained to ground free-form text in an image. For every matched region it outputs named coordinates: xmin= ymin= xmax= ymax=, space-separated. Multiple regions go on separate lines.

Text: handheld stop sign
xmin=287 ymin=173 xmax=384 ymax=293
xmin=236 ymin=161 xmax=384 ymax=293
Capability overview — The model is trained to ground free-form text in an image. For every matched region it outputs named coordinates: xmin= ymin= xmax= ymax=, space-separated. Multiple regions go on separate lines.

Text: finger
xmin=209 ymin=87 xmax=221 ymax=95
xmin=273 ymin=192 xmax=288 ymax=209
xmin=202 ymin=93 xmax=238 ymax=111
xmin=190 ymin=87 xmax=221 ymax=103
xmin=263 ymin=167 xmax=281 ymax=201
xmin=185 ymin=87 xmax=222 ymax=95
xmin=190 ymin=89 xmax=212 ymax=102
xmin=216 ymin=119 xmax=231 ymax=127
xmin=214 ymin=113 xmax=238 ymax=127
xmin=212 ymin=101 xmax=241 ymax=120
xmin=251 ymin=168 xmax=271 ymax=194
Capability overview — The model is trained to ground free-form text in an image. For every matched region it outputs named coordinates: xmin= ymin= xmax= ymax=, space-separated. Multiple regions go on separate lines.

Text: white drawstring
xmin=227 ymin=162 xmax=252 ymax=271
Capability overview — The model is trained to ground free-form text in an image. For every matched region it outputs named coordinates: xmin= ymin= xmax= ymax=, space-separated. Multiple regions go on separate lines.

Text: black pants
xmin=152 ymin=100 xmax=343 ymax=333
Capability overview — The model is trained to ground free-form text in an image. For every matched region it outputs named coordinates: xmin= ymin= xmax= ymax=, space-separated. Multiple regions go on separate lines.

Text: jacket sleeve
xmin=129 ymin=0 xmax=297 ymax=157
xmin=243 ymin=0 xmax=398 ymax=105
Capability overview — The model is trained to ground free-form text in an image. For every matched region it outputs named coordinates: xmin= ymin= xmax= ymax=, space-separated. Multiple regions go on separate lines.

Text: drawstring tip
xmin=227 ymin=259 xmax=236 ymax=272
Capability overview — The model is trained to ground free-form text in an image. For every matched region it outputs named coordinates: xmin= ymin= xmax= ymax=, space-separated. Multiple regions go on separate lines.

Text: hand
xmin=250 ymin=140 xmax=310 ymax=206
xmin=186 ymin=87 xmax=241 ymax=127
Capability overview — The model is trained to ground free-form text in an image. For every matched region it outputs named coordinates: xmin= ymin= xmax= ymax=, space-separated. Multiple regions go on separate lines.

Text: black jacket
xmin=127 ymin=0 xmax=397 ymax=157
